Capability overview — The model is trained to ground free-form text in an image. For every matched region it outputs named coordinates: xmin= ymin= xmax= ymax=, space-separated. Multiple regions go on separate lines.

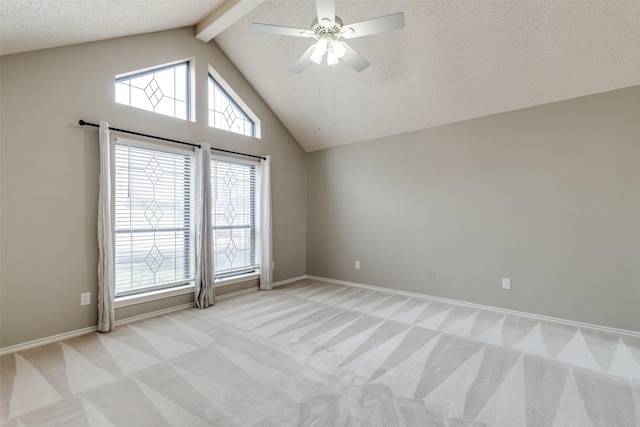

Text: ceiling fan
xmin=251 ymin=0 xmax=405 ymax=73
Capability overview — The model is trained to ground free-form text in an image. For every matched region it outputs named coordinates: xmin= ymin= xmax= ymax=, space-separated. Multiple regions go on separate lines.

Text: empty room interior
xmin=1 ymin=0 xmax=639 ymax=425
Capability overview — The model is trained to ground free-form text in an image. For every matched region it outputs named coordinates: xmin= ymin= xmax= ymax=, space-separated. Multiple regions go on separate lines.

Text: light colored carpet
xmin=1 ymin=278 xmax=640 ymax=426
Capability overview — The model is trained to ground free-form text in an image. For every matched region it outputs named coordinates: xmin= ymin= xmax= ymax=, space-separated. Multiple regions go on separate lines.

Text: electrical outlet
xmin=80 ymin=292 xmax=91 ymax=306
xmin=355 ymin=260 xmax=360 ymax=270
xmin=428 ymin=270 xmax=436 ymax=280
xmin=502 ymin=278 xmax=511 ymax=290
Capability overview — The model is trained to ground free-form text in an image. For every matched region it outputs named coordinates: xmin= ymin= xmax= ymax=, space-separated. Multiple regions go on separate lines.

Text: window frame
xmin=113 ymin=137 xmax=196 ymax=298
xmin=210 ymin=154 xmax=261 ymax=280
xmin=115 ymin=58 xmax=195 ymax=122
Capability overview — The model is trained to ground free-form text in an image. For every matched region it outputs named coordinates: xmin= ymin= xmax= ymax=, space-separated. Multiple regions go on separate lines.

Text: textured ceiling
xmin=0 ymin=0 xmax=223 ymax=56
xmin=2 ymin=1 xmax=639 ymax=152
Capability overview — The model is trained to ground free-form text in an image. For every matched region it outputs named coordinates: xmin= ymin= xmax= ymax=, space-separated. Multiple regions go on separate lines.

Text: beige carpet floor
xmin=1 ymin=278 xmax=640 ymax=426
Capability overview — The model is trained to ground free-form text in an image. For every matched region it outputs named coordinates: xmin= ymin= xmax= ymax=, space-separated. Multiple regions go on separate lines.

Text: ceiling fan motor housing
xmin=311 ymin=16 xmax=344 ymax=40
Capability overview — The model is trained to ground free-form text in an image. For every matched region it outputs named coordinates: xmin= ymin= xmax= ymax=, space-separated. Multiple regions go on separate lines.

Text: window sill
xmin=114 ymin=272 xmax=260 ymax=308
xmin=115 ymin=284 xmax=195 ymax=309
xmin=215 ymin=272 xmax=260 ymax=287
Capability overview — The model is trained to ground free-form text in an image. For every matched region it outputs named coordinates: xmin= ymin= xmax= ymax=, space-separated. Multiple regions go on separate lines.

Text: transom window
xmin=208 ymin=73 xmax=257 ymax=137
xmin=116 ymin=61 xmax=191 ymax=121
xmin=114 ymin=139 xmax=195 ymax=296
xmin=211 ymin=157 xmax=260 ymax=278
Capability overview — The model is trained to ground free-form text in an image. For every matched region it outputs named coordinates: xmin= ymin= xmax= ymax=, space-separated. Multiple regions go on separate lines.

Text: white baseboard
xmin=0 ymin=326 xmax=97 ymax=356
xmin=307 ymin=275 xmax=640 ymax=338
xmin=7 ymin=273 xmax=631 ymax=355
xmin=217 ymin=286 xmax=259 ymax=300
xmin=0 ymin=303 xmax=197 ymax=356
xmin=0 ymin=276 xmax=306 ymax=356
xmin=272 ymin=275 xmax=308 ymax=288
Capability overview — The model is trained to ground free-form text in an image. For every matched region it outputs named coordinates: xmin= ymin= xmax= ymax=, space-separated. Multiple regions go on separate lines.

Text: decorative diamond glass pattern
xmin=144 ymin=200 xmax=163 ymax=228
xmin=223 ymin=104 xmax=237 ymax=128
xmin=144 ymin=78 xmax=163 ymax=108
xmin=223 ymin=168 xmax=236 ymax=190
xmin=223 ymin=203 xmax=236 ymax=225
xmin=145 ymin=245 xmax=164 ymax=274
xmin=116 ymin=61 xmax=189 ymax=121
xmin=144 ymin=155 xmax=163 ymax=184
xmin=224 ymin=240 xmax=239 ymax=263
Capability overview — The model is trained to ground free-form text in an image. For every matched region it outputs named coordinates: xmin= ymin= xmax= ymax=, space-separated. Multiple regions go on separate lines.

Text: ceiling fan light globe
xmin=327 ymin=50 xmax=339 ymax=65
xmin=314 ymin=37 xmax=328 ymax=55
xmin=332 ymin=40 xmax=346 ymax=58
xmin=310 ymin=50 xmax=323 ymax=64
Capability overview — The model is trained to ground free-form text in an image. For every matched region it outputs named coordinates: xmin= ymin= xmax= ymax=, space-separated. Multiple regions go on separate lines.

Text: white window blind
xmin=114 ymin=140 xmax=195 ymax=296
xmin=211 ymin=157 xmax=260 ymax=278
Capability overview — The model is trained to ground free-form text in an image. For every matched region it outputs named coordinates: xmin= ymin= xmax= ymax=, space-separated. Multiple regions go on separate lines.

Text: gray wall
xmin=2 ymin=25 xmax=638 ymax=349
xmin=0 ymin=27 xmax=307 ymax=348
xmin=307 ymin=86 xmax=640 ymax=332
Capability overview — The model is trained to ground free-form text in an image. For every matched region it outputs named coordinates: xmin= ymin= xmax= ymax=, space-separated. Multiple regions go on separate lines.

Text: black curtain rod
xmin=79 ymin=120 xmax=266 ymax=160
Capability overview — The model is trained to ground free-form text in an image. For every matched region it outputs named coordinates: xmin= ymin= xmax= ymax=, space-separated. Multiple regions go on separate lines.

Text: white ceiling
xmin=2 ymin=1 xmax=639 ymax=152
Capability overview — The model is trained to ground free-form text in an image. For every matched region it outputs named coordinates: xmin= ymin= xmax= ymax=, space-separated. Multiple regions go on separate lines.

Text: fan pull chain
xmin=318 ymin=64 xmax=322 ymax=130
xmin=333 ymin=63 xmax=336 ymax=127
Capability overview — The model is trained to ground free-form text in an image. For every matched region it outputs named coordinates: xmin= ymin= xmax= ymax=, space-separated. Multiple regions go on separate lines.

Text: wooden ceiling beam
xmin=196 ymin=0 xmax=265 ymax=42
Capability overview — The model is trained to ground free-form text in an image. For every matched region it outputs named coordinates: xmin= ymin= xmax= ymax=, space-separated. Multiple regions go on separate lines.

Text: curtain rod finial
xmin=79 ymin=120 xmax=86 ymax=126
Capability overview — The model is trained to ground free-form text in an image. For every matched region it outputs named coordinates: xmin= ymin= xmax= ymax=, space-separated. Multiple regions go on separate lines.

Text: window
xmin=112 ymin=137 xmax=262 ymax=296
xmin=208 ymin=70 xmax=260 ymax=138
xmin=211 ymin=157 xmax=260 ymax=278
xmin=116 ymin=61 xmax=191 ymax=121
xmin=114 ymin=139 xmax=195 ymax=296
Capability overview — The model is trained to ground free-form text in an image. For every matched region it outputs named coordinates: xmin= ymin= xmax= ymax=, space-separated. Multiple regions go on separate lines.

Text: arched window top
xmin=208 ymin=66 xmax=261 ymax=138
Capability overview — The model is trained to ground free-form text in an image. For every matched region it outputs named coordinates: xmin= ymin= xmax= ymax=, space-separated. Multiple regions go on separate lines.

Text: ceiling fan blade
xmin=289 ymin=45 xmax=316 ymax=73
xmin=251 ymin=23 xmax=314 ymax=38
xmin=316 ymin=0 xmax=335 ymax=25
xmin=340 ymin=42 xmax=370 ymax=72
xmin=341 ymin=12 xmax=405 ymax=39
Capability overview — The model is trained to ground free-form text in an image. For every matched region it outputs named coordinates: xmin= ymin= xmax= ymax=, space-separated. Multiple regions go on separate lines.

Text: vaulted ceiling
xmin=2 ymin=1 xmax=639 ymax=152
